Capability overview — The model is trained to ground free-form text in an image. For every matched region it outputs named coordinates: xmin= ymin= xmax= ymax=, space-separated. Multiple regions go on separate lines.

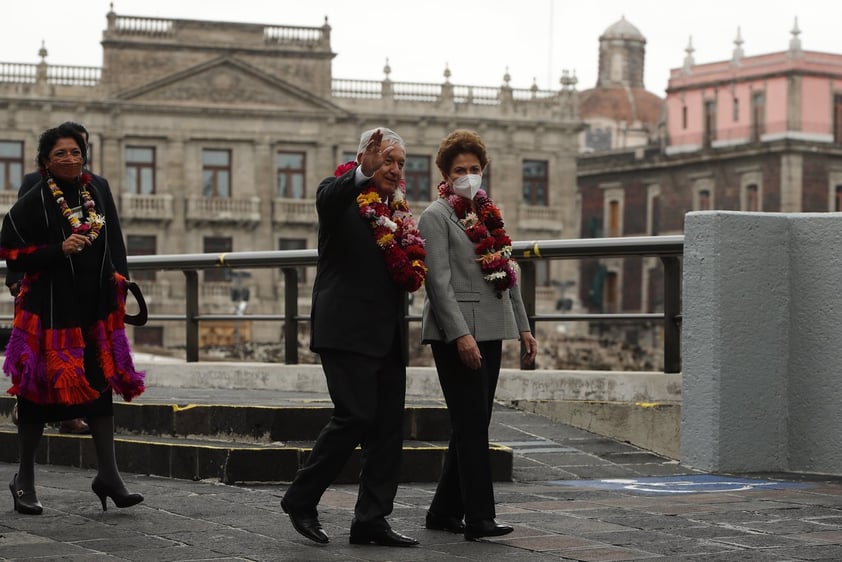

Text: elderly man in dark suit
xmin=280 ymin=128 xmax=423 ymax=547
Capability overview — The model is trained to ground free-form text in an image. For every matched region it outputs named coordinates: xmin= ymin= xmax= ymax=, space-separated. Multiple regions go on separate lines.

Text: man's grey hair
xmin=356 ymin=127 xmax=405 ymax=159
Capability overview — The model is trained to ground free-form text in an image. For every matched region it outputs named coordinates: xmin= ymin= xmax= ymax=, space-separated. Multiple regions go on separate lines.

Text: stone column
xmin=682 ymin=211 xmax=790 ymax=472
xmin=682 ymin=211 xmax=842 ymax=475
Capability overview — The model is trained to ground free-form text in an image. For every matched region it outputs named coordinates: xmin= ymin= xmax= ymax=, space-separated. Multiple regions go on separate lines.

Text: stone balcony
xmin=120 ymin=193 xmax=174 ymax=222
xmin=0 ymin=190 xmax=17 ymax=217
xmin=517 ymin=204 xmax=564 ymax=233
xmin=272 ymin=198 xmax=316 ymax=225
xmin=186 ymin=196 xmax=261 ymax=228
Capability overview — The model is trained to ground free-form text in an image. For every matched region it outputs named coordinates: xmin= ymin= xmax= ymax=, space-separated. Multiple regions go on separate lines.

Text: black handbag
xmin=124 ymin=281 xmax=148 ymax=326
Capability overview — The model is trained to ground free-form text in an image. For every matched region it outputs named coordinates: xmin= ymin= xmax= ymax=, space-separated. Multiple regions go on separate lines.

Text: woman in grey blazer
xmin=418 ymin=129 xmax=538 ymax=541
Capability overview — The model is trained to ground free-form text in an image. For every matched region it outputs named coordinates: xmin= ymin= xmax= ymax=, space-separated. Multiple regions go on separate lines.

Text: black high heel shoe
xmin=9 ymin=473 xmax=42 ymax=515
xmin=91 ymin=477 xmax=144 ymax=511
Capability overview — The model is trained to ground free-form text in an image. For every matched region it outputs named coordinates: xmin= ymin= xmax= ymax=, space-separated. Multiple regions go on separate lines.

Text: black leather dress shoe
xmin=464 ymin=519 xmax=514 ymax=541
xmin=281 ymin=499 xmax=329 ymax=544
xmin=349 ymin=526 xmax=419 ymax=547
xmin=425 ymin=510 xmax=465 ymax=533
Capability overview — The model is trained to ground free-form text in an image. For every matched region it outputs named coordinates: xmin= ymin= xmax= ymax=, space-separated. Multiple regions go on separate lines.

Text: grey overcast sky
xmin=2 ymin=1 xmax=839 ymax=95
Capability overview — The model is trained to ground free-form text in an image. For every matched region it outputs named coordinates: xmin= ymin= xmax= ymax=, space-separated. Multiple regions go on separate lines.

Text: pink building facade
xmin=666 ymin=48 xmax=842 ymax=151
xmin=576 ymin=23 xmax=842 ymax=349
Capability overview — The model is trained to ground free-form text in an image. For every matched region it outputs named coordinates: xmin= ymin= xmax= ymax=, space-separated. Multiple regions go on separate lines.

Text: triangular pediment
xmin=116 ymin=57 xmax=347 ymax=114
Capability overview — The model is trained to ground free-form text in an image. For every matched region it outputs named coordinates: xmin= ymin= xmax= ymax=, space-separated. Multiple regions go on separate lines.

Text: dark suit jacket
xmin=309 ymin=168 xmax=406 ymax=362
xmin=5 ymin=172 xmax=128 ymax=289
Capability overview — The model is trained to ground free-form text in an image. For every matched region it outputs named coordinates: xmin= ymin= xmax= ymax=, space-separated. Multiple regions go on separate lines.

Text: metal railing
xmin=0 ymin=235 xmax=684 ymax=372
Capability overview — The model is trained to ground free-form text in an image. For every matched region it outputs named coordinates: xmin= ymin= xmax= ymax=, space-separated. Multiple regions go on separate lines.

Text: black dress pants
xmin=282 ymin=337 xmax=406 ymax=527
xmin=428 ymin=339 xmax=502 ymax=524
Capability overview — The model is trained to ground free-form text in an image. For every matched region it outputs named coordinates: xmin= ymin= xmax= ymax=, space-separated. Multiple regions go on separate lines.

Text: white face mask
xmin=452 ymin=174 xmax=483 ymax=199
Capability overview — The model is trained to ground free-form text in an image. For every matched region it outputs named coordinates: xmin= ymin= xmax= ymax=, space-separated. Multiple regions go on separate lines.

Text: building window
xmin=733 ymin=97 xmax=739 ymax=122
xmin=610 ymin=52 xmax=623 ymax=82
xmin=697 ymin=189 xmax=712 ymax=210
xmin=703 ymin=99 xmax=716 ymax=147
xmin=133 ymin=326 xmax=163 ymax=348
xmin=277 ymin=151 xmax=305 ymax=199
xmin=752 ymin=92 xmax=766 ymax=141
xmin=279 ymin=238 xmax=307 ymax=283
xmin=834 ymin=95 xmax=842 ymax=144
xmin=404 ymin=155 xmax=430 ymax=201
xmin=682 ymin=106 xmax=688 ymax=129
xmin=651 ymin=195 xmax=661 ymax=236
xmin=744 ymin=184 xmax=759 ymax=211
xmin=522 ymin=160 xmax=549 ymax=206
xmin=836 ymin=185 xmax=842 ymax=211
xmin=585 ymin=128 xmax=612 ymax=151
xmin=203 ymin=236 xmax=232 ymax=282
xmin=202 ymin=149 xmax=231 ymax=197
xmin=126 ymin=235 xmax=157 ymax=282
xmin=604 ymin=271 xmax=619 ymax=313
xmin=607 ymin=200 xmax=621 ymax=237
xmin=125 ymin=146 xmax=156 ymax=195
xmin=0 ymin=141 xmax=23 ymax=191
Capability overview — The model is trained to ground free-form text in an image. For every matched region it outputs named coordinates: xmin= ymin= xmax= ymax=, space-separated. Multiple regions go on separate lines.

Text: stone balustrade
xmin=120 ymin=193 xmax=174 ymax=222
xmin=185 ymin=196 xmax=261 ymax=227
xmin=0 ymin=63 xmax=99 ymax=86
xmin=0 ymin=191 xmax=18 ymax=215
xmin=517 ymin=204 xmax=565 ymax=232
xmin=111 ymin=15 xmax=174 ymax=37
xmin=271 ymin=198 xmax=317 ymax=225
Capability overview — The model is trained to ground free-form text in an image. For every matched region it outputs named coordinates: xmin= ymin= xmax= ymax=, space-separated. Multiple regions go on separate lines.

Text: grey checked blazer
xmin=418 ymin=198 xmax=530 ymax=343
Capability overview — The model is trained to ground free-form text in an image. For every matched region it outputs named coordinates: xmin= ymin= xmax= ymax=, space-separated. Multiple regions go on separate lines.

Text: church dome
xmin=579 ymin=86 xmax=662 ymax=126
xmin=601 ymin=16 xmax=645 ymax=42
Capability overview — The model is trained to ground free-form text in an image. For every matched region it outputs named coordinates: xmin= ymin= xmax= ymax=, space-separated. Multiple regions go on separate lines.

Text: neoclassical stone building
xmin=0 ymin=9 xmax=582 ymax=349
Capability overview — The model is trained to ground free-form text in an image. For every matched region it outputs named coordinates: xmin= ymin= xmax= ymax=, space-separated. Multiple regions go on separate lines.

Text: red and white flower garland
xmin=335 ymin=162 xmax=427 ymax=292
xmin=437 ymin=181 xmax=518 ymax=291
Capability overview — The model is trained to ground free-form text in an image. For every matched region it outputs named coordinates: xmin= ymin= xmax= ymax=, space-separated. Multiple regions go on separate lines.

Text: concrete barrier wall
xmin=682 ymin=211 xmax=842 ymax=476
xmin=137 ymin=358 xmax=681 ymax=459
xmin=138 ymin=357 xmax=681 ymax=404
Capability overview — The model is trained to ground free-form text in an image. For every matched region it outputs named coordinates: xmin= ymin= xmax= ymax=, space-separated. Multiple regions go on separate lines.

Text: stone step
xmin=0 ymin=396 xmax=513 ymax=484
xmin=111 ymin=401 xmax=454 ymax=442
xmin=0 ymin=426 xmax=512 ymax=484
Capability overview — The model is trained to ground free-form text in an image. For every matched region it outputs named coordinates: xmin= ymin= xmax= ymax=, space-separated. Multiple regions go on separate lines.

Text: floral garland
xmin=335 ymin=162 xmax=427 ymax=292
xmin=47 ymin=172 xmax=105 ymax=242
xmin=437 ymin=181 xmax=518 ymax=291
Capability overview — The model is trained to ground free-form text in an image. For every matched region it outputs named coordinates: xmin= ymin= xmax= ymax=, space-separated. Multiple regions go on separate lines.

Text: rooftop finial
xmin=731 ymin=27 xmax=744 ymax=66
xmin=38 ymin=40 xmax=48 ymax=62
xmin=682 ymin=36 xmax=695 ymax=74
xmin=383 ymin=58 xmax=391 ymax=80
xmin=443 ymin=63 xmax=451 ymax=84
xmin=789 ymin=16 xmax=802 ymax=56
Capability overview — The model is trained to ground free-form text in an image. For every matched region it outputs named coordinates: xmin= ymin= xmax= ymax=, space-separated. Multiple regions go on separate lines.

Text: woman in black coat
xmin=0 ymin=124 xmax=145 ymax=515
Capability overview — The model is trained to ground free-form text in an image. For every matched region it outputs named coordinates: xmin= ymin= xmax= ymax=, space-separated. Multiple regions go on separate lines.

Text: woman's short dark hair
xmin=435 ymin=129 xmax=489 ymax=176
xmin=59 ymin=121 xmax=89 ymax=142
xmin=36 ymin=124 xmax=87 ymax=170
